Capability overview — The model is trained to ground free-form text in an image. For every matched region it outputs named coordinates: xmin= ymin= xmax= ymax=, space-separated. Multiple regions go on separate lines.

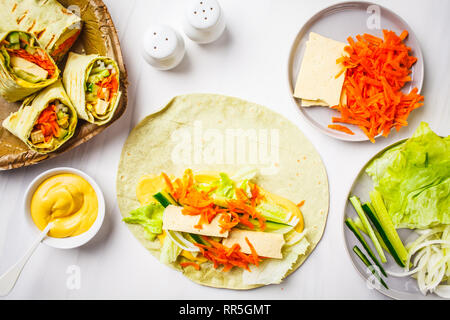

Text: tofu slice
xmin=10 ymin=56 xmax=48 ymax=80
xmin=162 ymin=205 xmax=228 ymax=237
xmin=222 ymin=229 xmax=285 ymax=259
xmin=94 ymin=99 xmax=109 ymax=115
xmin=294 ymin=32 xmax=347 ymax=107
xmin=301 ymin=99 xmax=329 ymax=107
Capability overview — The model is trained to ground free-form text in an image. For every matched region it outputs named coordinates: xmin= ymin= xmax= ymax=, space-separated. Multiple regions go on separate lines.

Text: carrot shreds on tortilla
xmin=162 ymin=170 xmax=266 ymax=232
xmin=331 ymin=29 xmax=424 ymax=142
xmin=33 ymin=103 xmax=60 ymax=142
xmin=195 ymin=236 xmax=262 ymax=271
xmin=180 ymin=262 xmax=201 ymax=270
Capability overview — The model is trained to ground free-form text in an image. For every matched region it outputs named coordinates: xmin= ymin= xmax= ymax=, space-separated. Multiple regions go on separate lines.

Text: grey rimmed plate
xmin=288 ymin=1 xmax=424 ymax=142
xmin=342 ymin=140 xmax=444 ymax=300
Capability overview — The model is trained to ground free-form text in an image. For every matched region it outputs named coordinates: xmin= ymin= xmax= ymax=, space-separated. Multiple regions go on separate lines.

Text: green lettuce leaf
xmin=160 ymin=235 xmax=182 ymax=264
xmin=366 ymin=122 xmax=450 ymax=229
xmin=122 ymin=203 xmax=164 ymax=240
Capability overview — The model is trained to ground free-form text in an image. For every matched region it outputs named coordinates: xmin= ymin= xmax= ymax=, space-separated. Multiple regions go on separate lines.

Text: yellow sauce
xmin=31 ymin=173 xmax=98 ymax=238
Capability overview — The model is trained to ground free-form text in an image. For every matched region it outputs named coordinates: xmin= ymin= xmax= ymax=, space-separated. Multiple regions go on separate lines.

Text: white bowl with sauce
xmin=23 ymin=167 xmax=105 ymax=249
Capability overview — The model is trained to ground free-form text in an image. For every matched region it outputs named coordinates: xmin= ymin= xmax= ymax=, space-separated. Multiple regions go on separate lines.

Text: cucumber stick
xmin=353 ymin=246 xmax=388 ymax=290
xmin=353 ymin=216 xmax=389 ymax=253
xmin=345 ymin=218 xmax=387 ymax=277
xmin=153 ymin=191 xmax=177 ymax=208
xmin=350 ymin=196 xmax=387 ymax=263
xmin=369 ymin=190 xmax=408 ymax=265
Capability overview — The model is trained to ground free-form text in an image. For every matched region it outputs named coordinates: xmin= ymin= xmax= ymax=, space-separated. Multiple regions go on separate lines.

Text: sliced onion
xmin=435 ymin=285 xmax=450 ymax=299
xmin=166 ymin=230 xmax=199 ymax=252
xmin=285 ymin=229 xmax=308 ymax=246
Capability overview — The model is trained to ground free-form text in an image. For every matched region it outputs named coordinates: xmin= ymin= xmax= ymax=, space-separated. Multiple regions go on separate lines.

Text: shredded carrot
xmin=50 ymin=30 xmax=80 ymax=59
xmin=8 ymin=48 xmax=56 ymax=78
xmin=195 ymin=236 xmax=262 ymax=271
xmin=180 ymin=262 xmax=200 ymax=270
xmin=33 ymin=104 xmax=60 ymax=142
xmin=328 ymin=124 xmax=355 ymax=135
xmin=296 ymin=200 xmax=305 ymax=208
xmin=162 ymin=170 xmax=266 ymax=232
xmin=331 ymin=30 xmax=424 ymax=142
xmin=97 ymin=73 xmax=119 ymax=102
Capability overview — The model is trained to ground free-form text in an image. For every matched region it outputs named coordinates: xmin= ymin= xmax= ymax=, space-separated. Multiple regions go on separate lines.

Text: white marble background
xmin=0 ymin=0 xmax=448 ymax=299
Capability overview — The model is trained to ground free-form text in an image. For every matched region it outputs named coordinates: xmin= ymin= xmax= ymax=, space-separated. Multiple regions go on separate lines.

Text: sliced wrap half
xmin=1 ymin=0 xmax=82 ymax=62
xmin=117 ymin=94 xmax=329 ymax=289
xmin=0 ymin=30 xmax=59 ymax=102
xmin=63 ymin=52 xmax=121 ymax=125
xmin=3 ymin=80 xmax=77 ymax=154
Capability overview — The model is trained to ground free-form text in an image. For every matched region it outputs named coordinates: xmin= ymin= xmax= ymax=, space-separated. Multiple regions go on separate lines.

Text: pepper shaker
xmin=142 ymin=25 xmax=185 ymax=70
xmin=182 ymin=0 xmax=226 ymax=44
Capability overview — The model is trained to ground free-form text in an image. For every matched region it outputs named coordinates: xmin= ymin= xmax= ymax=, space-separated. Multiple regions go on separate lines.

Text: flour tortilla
xmin=62 ymin=52 xmax=121 ymax=125
xmin=2 ymin=80 xmax=77 ymax=154
xmin=1 ymin=0 xmax=82 ymax=61
xmin=116 ymin=94 xmax=329 ymax=289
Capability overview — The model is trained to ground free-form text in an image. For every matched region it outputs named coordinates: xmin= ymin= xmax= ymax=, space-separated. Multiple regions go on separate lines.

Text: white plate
xmin=342 ymin=140 xmax=444 ymax=300
xmin=23 ymin=167 xmax=105 ymax=249
xmin=288 ymin=1 xmax=424 ymax=142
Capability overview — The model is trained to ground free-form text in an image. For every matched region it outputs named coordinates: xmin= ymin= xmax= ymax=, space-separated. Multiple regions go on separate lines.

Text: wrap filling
xmin=85 ymin=59 xmax=119 ymax=120
xmin=30 ymin=100 xmax=74 ymax=149
xmin=0 ymin=31 xmax=57 ymax=83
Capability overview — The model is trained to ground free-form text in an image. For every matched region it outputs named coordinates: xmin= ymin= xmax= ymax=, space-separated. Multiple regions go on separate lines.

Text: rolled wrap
xmin=1 ymin=0 xmax=82 ymax=62
xmin=0 ymin=30 xmax=59 ymax=102
xmin=63 ymin=52 xmax=121 ymax=125
xmin=2 ymin=80 xmax=77 ymax=154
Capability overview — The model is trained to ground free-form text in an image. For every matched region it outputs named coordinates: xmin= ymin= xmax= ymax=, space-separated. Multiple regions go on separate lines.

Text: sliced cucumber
xmin=189 ymin=233 xmax=210 ymax=246
xmin=362 ymin=202 xmax=406 ymax=267
xmin=369 ymin=190 xmax=408 ymax=266
xmin=350 ymin=196 xmax=386 ymax=263
xmin=354 ymin=216 xmax=389 ymax=253
xmin=345 ymin=218 xmax=387 ymax=277
xmin=238 ymin=219 xmax=293 ymax=234
xmin=8 ymin=32 xmax=19 ymax=44
xmin=19 ymin=32 xmax=29 ymax=46
xmin=153 ymin=191 xmax=177 ymax=208
xmin=353 ymin=246 xmax=388 ymax=290
xmin=8 ymin=43 xmax=20 ymax=50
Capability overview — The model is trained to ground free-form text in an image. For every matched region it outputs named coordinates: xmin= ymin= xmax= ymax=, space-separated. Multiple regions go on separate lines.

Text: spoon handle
xmin=0 ymin=223 xmax=52 ymax=296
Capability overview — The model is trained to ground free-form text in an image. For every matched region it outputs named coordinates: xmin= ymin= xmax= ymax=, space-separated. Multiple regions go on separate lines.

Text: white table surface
xmin=1 ymin=0 xmax=449 ymax=300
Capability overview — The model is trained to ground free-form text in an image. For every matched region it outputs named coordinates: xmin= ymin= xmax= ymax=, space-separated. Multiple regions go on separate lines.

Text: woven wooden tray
xmin=0 ymin=0 xmax=128 ymax=170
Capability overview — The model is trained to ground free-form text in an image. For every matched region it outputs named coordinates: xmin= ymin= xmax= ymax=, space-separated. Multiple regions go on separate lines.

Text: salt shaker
xmin=142 ymin=25 xmax=185 ymax=70
xmin=182 ymin=0 xmax=226 ymax=44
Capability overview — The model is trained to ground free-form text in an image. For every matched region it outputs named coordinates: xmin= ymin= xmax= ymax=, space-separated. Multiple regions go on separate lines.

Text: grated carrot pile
xmin=195 ymin=236 xmax=262 ymax=272
xmin=162 ymin=170 xmax=266 ymax=233
xmin=330 ymin=30 xmax=424 ymax=142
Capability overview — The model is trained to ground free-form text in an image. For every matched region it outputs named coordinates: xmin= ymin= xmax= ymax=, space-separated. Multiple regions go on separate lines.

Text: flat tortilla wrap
xmin=116 ymin=94 xmax=329 ymax=289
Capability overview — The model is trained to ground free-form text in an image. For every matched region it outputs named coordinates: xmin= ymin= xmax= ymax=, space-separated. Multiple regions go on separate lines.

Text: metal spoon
xmin=0 ymin=222 xmax=53 ymax=296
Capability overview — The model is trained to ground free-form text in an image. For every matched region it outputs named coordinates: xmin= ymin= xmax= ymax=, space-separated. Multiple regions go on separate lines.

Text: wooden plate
xmin=0 ymin=0 xmax=128 ymax=170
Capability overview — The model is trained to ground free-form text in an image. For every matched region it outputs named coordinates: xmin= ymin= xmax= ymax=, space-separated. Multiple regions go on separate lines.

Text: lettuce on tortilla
xmin=366 ymin=122 xmax=449 ymax=229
